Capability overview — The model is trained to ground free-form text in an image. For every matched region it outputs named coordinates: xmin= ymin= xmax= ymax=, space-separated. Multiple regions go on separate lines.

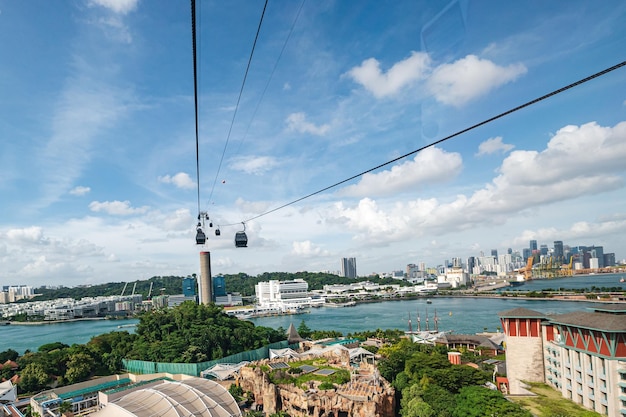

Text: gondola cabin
xmin=234 ymin=231 xmax=247 ymax=248
xmin=195 ymin=228 xmax=206 ymax=245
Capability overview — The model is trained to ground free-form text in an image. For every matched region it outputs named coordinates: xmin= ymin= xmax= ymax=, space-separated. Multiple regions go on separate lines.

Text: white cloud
xmin=513 ymin=219 xmax=626 ymax=248
xmin=346 ymin=51 xmax=431 ymax=98
xmin=498 ymin=121 xmax=626 ymax=186
xmin=162 ymin=208 xmax=194 ymax=231
xmin=230 ymin=156 xmax=279 ymax=175
xmin=339 ymin=147 xmax=462 ymax=197
xmin=291 ymin=240 xmax=329 ymax=257
xmin=428 ymin=55 xmax=527 ymax=106
xmin=327 ymin=120 xmax=626 ymax=242
xmin=6 ymin=227 xmax=45 ymax=244
xmin=158 ymin=172 xmax=195 ymax=189
xmin=476 ymin=136 xmax=515 ymax=156
xmin=286 ymin=112 xmax=330 ymax=136
xmin=89 ymin=200 xmax=149 ymax=215
xmin=69 ymin=186 xmax=91 ymax=196
xmin=88 ymin=0 xmax=139 ymax=14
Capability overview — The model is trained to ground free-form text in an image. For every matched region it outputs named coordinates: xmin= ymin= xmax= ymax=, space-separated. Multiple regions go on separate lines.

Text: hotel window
xmin=600 ymin=357 xmax=605 ymax=374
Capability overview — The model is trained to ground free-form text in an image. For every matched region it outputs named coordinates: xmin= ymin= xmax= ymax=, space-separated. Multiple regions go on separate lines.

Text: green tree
xmin=454 ymin=386 xmax=531 ymax=417
xmin=65 ymin=352 xmax=93 ymax=384
xmin=18 ymin=362 xmax=49 ymax=393
xmin=297 ymin=320 xmax=312 ymax=339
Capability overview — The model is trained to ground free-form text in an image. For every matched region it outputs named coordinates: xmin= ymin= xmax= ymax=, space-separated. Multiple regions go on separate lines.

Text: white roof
xmin=0 ymin=380 xmax=16 ymax=402
xmin=269 ymin=348 xmax=300 ymax=359
xmin=93 ymin=378 xmax=241 ymax=417
xmin=348 ymin=347 xmax=375 ymax=361
xmin=200 ymin=362 xmax=249 ymax=381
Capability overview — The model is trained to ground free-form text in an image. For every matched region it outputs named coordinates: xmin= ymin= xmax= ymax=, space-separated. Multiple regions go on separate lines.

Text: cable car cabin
xmin=234 ymin=231 xmax=248 ymax=247
xmin=215 ymin=229 xmax=221 ymax=236
xmin=195 ymin=228 xmax=206 ymax=245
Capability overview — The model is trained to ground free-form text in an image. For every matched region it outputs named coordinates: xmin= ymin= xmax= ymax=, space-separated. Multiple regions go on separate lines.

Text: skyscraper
xmin=530 ymin=240 xmax=538 ymax=252
xmin=553 ymin=241 xmax=564 ymax=263
xmin=341 ymin=257 xmax=357 ymax=278
xmin=491 ymin=249 xmax=498 ymax=258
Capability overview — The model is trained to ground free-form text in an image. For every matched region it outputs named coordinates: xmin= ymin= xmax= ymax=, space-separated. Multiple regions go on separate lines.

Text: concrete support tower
xmin=199 ymin=251 xmax=212 ymax=305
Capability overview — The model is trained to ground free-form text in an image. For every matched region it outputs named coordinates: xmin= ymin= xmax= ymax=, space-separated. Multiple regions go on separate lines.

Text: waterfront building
xmin=255 ymin=279 xmax=313 ymax=308
xmin=605 ymin=253 xmax=616 ymax=267
xmin=341 ymin=257 xmax=357 ymax=278
xmin=499 ymin=305 xmax=626 ymax=417
xmin=439 ymin=266 xmax=469 ymax=288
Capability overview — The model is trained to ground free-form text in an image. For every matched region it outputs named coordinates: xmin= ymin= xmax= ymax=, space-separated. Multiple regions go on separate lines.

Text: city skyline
xmin=1 ymin=1 xmax=626 ymax=287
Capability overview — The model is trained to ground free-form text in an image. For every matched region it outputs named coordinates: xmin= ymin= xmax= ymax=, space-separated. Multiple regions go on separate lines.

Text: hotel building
xmin=499 ymin=305 xmax=626 ymax=417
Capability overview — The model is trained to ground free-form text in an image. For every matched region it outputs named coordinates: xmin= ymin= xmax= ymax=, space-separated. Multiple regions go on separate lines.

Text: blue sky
xmin=1 ymin=0 xmax=625 ymax=287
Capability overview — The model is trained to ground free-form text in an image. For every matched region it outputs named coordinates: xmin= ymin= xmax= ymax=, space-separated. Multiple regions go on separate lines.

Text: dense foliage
xmin=3 ymin=302 xmax=285 ymax=394
xmin=377 ymin=339 xmax=532 ymax=417
xmin=126 ymin=301 xmax=285 ymax=362
xmin=29 ymin=271 xmax=412 ymax=301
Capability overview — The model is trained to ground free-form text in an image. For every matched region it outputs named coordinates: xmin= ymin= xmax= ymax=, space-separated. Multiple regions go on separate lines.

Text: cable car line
xmin=220 ymin=60 xmax=626 ymax=227
xmin=234 ymin=0 xmax=307 ymax=157
xmin=206 ymin=0 xmax=269 ymax=209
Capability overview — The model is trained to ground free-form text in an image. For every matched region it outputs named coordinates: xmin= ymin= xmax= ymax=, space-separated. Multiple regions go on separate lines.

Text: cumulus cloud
xmin=513 ymin=218 xmax=626 ymax=248
xmin=89 ymin=200 xmax=149 ymax=215
xmin=286 ymin=112 xmax=330 ymax=136
xmin=6 ymin=227 xmax=45 ymax=244
xmin=346 ymin=51 xmax=431 ymax=98
xmin=346 ymin=52 xmax=525 ymax=105
xmin=327 ymin=120 xmax=626 ymax=242
xmin=88 ymin=0 xmax=139 ymax=14
xmin=69 ymin=186 xmax=91 ymax=196
xmin=158 ymin=172 xmax=195 ymax=189
xmin=291 ymin=240 xmax=329 ymax=257
xmin=476 ymin=136 xmax=515 ymax=156
xmin=340 ymin=147 xmax=462 ymax=197
xmin=230 ymin=156 xmax=279 ymax=175
xmin=498 ymin=121 xmax=626 ymax=186
xmin=427 ymin=55 xmax=527 ymax=106
xmin=162 ymin=208 xmax=194 ymax=231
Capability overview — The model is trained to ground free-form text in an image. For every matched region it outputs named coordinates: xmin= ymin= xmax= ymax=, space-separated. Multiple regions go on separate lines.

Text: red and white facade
xmin=500 ymin=305 xmax=626 ymax=417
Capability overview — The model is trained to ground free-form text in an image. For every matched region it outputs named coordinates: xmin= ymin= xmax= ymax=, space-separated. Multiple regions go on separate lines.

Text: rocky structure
xmin=238 ymin=357 xmax=395 ymax=417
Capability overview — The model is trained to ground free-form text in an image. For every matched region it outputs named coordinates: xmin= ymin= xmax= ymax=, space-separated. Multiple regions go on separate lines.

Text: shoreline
xmin=2 ymin=317 xmax=121 ymax=326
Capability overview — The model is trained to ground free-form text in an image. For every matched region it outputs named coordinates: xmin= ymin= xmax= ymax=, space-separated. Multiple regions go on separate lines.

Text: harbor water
xmin=1 ymin=274 xmax=622 ymax=353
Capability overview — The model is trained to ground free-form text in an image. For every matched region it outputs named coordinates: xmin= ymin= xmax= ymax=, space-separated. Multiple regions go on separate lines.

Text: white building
xmin=438 ymin=267 xmax=470 ymax=288
xmin=255 ymin=279 xmax=316 ymax=308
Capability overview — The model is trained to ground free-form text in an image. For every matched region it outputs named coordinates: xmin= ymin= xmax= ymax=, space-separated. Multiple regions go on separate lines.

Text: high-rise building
xmin=604 ymin=253 xmax=616 ymax=267
xmin=213 ymin=275 xmax=226 ymax=298
xmin=522 ymin=248 xmax=531 ymax=261
xmin=466 ymin=257 xmax=476 ymax=275
xmin=341 ymin=257 xmax=357 ymax=278
xmin=530 ymin=239 xmax=538 ymax=252
xmin=182 ymin=276 xmax=197 ymax=298
xmin=540 ymin=244 xmax=548 ymax=256
xmin=553 ymin=241 xmax=564 ymax=263
xmin=491 ymin=249 xmax=498 ymax=258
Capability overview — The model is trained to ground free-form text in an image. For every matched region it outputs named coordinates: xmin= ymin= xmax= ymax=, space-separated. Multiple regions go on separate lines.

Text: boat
xmin=117 ymin=323 xmax=136 ymax=328
xmin=426 ymin=299 xmax=432 ymax=304
xmin=620 ymin=277 xmax=625 ymax=283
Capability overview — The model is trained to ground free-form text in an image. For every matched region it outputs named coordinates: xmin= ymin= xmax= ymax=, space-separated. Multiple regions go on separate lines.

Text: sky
xmin=1 ymin=0 xmax=626 ymax=287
